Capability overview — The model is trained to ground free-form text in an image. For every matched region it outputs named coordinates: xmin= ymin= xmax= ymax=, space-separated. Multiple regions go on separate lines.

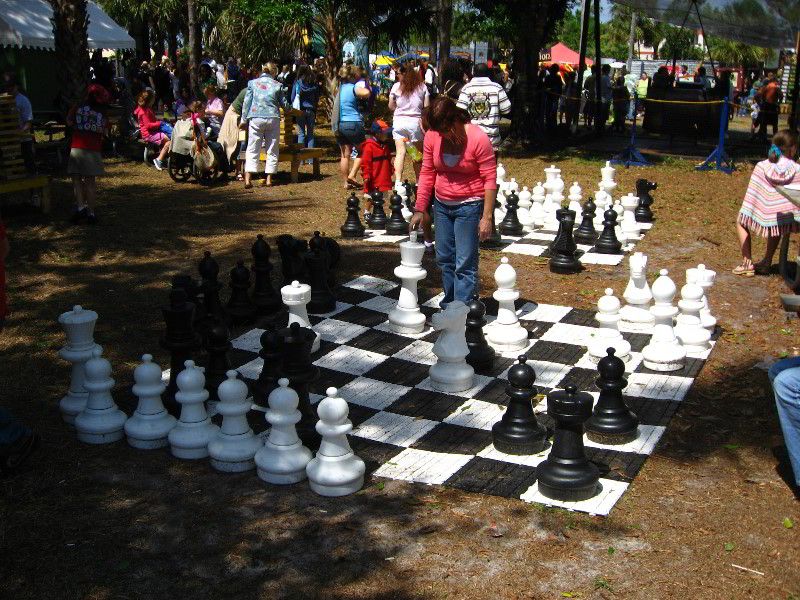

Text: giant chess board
xmin=216 ymin=275 xmax=712 ymax=516
xmin=360 ymin=222 xmax=653 ymax=266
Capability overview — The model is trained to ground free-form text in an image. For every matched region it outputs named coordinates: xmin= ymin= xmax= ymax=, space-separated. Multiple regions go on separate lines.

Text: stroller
xmin=167 ymin=117 xmax=227 ymax=184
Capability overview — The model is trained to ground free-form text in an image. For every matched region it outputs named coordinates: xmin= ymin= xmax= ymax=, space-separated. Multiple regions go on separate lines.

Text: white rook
xmin=282 ymin=280 xmax=320 ymax=352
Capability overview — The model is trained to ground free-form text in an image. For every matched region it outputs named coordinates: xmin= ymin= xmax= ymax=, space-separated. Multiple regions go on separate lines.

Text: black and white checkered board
xmin=361 ymin=223 xmax=653 ymax=266
xmin=219 ymin=275 xmax=711 ymax=516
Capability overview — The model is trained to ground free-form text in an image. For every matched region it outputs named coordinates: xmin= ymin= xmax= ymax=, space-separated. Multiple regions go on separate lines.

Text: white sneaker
xmin=153 ymin=158 xmax=164 ymax=171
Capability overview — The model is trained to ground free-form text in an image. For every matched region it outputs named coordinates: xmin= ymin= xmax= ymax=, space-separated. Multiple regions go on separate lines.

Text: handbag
xmin=292 ymin=83 xmax=301 ymax=111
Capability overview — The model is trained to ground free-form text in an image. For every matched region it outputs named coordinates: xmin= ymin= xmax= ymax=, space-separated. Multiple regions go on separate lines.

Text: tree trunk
xmin=51 ymin=0 xmax=90 ymax=119
xmin=428 ymin=23 xmax=437 ymax=63
xmin=187 ymin=0 xmax=200 ymax=93
xmin=437 ymin=0 xmax=453 ymax=84
xmin=508 ymin=1 xmax=547 ymax=144
xmin=167 ymin=21 xmax=179 ymax=65
xmin=151 ymin=20 xmax=165 ymax=62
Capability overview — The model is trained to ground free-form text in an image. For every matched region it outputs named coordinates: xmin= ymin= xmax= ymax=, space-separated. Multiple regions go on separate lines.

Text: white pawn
xmin=518 ymin=186 xmax=532 ymax=209
xmin=544 ymin=198 xmax=561 ymax=231
xmin=531 ymin=183 xmax=546 ymax=228
xmin=593 ymin=189 xmax=610 ymax=226
xmin=687 ymin=264 xmax=717 ymax=332
xmin=429 ymin=301 xmax=475 ymax=392
xmin=168 ymin=360 xmax=219 ymax=459
xmin=613 ymin=201 xmax=628 ymax=245
xmin=282 ymin=280 xmax=320 ymax=352
xmin=588 ymin=289 xmax=632 ymax=363
xmin=517 ymin=186 xmax=533 ymax=230
xmin=306 ymin=388 xmax=365 ymax=497
xmin=508 ymin=177 xmax=519 ymax=193
xmin=642 ymin=270 xmax=686 ymax=372
xmin=57 ymin=305 xmax=102 ymax=426
xmin=208 ymin=371 xmax=262 ymax=472
xmin=487 ymin=258 xmax=529 ymax=351
xmin=255 ymin=379 xmax=312 ymax=484
xmin=389 ymin=230 xmax=427 ymax=334
xmin=75 ymin=348 xmax=127 ymax=444
xmin=568 ymin=181 xmax=582 ymax=201
xmin=125 ymin=354 xmax=176 ymax=449
xmin=620 ymin=252 xmax=655 ymax=331
xmin=496 ymin=162 xmax=506 ymax=184
xmin=674 ymin=282 xmax=711 ymax=354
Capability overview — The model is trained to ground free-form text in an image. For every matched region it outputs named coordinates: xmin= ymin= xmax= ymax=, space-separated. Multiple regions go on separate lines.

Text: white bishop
xmin=674 ymin=282 xmax=712 ymax=354
xmin=641 ymin=270 xmax=686 ymax=372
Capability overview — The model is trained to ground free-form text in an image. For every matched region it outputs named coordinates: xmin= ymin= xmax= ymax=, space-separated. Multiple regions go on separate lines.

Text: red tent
xmin=541 ymin=43 xmax=593 ymax=67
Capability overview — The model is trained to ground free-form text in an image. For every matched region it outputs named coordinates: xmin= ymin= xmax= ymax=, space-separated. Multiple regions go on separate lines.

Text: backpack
xmin=426 ymin=65 xmax=439 ymax=98
xmin=355 ymin=81 xmax=378 ymax=116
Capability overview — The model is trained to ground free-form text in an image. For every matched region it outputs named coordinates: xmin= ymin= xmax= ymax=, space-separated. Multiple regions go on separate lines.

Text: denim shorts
xmin=337 ymin=121 xmax=365 ymax=154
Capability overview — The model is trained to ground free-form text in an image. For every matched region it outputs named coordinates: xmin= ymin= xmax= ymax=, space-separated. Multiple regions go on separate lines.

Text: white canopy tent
xmin=0 ymin=0 xmax=134 ymax=50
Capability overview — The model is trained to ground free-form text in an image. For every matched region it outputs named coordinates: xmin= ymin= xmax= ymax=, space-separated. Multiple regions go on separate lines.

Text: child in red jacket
xmin=360 ymin=120 xmax=394 ymax=221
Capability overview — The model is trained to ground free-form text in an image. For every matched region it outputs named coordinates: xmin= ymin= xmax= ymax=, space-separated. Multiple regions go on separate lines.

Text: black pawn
xmin=276 ymin=234 xmax=309 ymax=284
xmin=171 ymin=274 xmax=204 ymax=319
xmin=160 ymin=288 xmax=202 ymax=414
xmin=251 ymin=322 xmax=282 ymax=405
xmin=341 ymin=192 xmax=366 ymax=238
xmin=573 ymin=197 xmax=598 ymax=245
xmin=465 ymin=295 xmax=496 ymax=372
xmin=198 ymin=251 xmax=227 ymax=330
xmin=549 ymin=209 xmax=582 ymax=274
xmin=250 ymin=235 xmax=282 ymax=315
xmin=499 ymin=190 xmax=524 ymax=236
xmin=204 ymin=319 xmax=233 ymax=402
xmin=227 ymin=259 xmax=258 ymax=324
xmin=369 ymin=191 xmax=388 ymax=230
xmin=304 ymin=247 xmax=337 ymax=314
xmin=492 ymin=356 xmax=547 ymax=455
xmin=309 ymin=231 xmax=340 ymax=288
xmin=278 ymin=321 xmax=320 ymax=446
xmin=586 ymin=348 xmax=639 ymax=444
xmin=386 ymin=191 xmax=408 ymax=235
xmin=594 ymin=208 xmax=622 ymax=254
xmin=634 ymin=179 xmax=657 ymax=223
xmin=536 ymin=384 xmax=601 ymax=502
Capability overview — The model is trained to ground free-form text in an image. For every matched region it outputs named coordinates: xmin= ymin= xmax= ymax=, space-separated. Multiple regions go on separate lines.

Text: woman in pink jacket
xmin=411 ymin=96 xmax=496 ymax=307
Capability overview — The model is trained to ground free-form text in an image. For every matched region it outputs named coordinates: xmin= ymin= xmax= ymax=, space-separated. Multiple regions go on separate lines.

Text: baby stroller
xmin=167 ymin=118 xmax=226 ymax=184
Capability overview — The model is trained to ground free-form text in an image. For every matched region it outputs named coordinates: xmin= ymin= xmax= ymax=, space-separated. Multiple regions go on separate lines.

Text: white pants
xmin=245 ymin=117 xmax=280 ymax=174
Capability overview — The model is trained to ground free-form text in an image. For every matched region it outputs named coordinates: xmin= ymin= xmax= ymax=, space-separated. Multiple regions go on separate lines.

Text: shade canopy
xmin=610 ymin=0 xmax=799 ymax=49
xmin=0 ymin=0 xmax=134 ymax=50
xmin=541 ymin=43 xmax=594 ymax=66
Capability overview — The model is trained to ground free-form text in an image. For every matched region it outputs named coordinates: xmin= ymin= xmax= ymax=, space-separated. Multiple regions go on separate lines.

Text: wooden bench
xmin=257 ymin=108 xmax=324 ymax=182
xmin=0 ymin=175 xmax=52 ymax=213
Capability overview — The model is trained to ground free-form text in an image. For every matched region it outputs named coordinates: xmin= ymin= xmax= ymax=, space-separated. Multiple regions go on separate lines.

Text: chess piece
xmin=465 ymin=295 xmax=496 ymax=372
xmin=276 ymin=234 xmax=309 ymax=284
xmin=642 ymin=270 xmax=686 ymax=372
xmin=429 ymin=301 xmax=475 ymax=392
xmin=208 ymin=371 xmax=262 ymax=472
xmin=499 ymin=190 xmax=524 ymax=236
xmin=686 ymin=264 xmax=716 ymax=332
xmin=543 ymin=165 xmax=560 ymax=195
xmin=168 ymin=360 xmax=219 ymax=459
xmin=487 ymin=258 xmax=529 ymax=351
xmin=252 ymin=323 xmax=282 ymax=404
xmin=282 ymin=280 xmax=320 ymax=352
xmin=601 ymin=160 xmax=616 ymax=183
xmin=620 ymin=194 xmax=641 ymax=240
xmin=573 ymin=197 xmax=597 ymax=244
xmin=517 ymin=187 xmax=532 ymax=230
xmin=496 ymin=162 xmax=506 ymax=184
xmin=255 ymin=379 xmax=313 ymax=484
xmin=395 ymin=179 xmax=407 ymax=200
xmin=634 ymin=179 xmax=657 ymax=223
xmin=549 ymin=209 xmax=582 ymax=274
xmin=308 ymin=231 xmax=340 ymax=289
xmin=674 ymin=282 xmax=712 ymax=354
xmin=386 ymin=191 xmax=409 ymax=235
xmin=251 ymin=235 xmax=282 ymax=314
xmin=304 ymin=247 xmax=337 ymax=314
xmin=586 ymin=349 xmax=639 ymax=444
xmin=552 ymin=174 xmax=565 ymax=198
xmin=368 ymin=191 xmax=388 ymax=229
xmin=588 ymin=289 xmax=632 ymax=363
xmin=568 ymin=181 xmax=582 ymax=205
xmin=306 ymin=387 xmax=366 ymax=496
xmin=619 ymin=252 xmax=655 ymax=331
xmin=529 ymin=183 xmax=546 ymax=229
xmin=593 ymin=207 xmax=622 ymax=254
xmin=204 ymin=319 xmax=233 ymax=402
xmin=403 ymin=179 xmax=414 ymax=202
xmin=491 ymin=356 xmax=547 ymax=454
xmin=57 ymin=305 xmax=102 ymax=426
xmin=198 ymin=251 xmax=226 ymax=326
xmin=278 ymin=322 xmax=320 ymax=445
xmin=171 ymin=273 xmax=204 ymax=323
xmin=401 ymin=199 xmax=413 ymax=223
xmin=593 ymin=189 xmax=610 ymax=227
xmin=536 ymin=385 xmax=601 ymax=502
xmin=160 ymin=289 xmax=202 ymax=412
xmin=518 ymin=186 xmax=532 ymax=210
xmin=125 ymin=354 xmax=177 ymax=449
xmin=341 ymin=192 xmax=366 ymax=238
xmin=227 ymin=259 xmax=258 ymax=325
xmin=75 ymin=348 xmax=127 ymax=444
xmin=389 ymin=231 xmax=427 ymax=334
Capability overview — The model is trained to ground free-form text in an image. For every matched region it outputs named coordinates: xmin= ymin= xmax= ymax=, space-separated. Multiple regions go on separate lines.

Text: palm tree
xmin=50 ymin=0 xmax=90 ymax=118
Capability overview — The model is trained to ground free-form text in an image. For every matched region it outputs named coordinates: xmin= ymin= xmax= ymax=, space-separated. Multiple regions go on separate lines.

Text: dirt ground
xmin=1 ymin=124 xmax=798 ymax=600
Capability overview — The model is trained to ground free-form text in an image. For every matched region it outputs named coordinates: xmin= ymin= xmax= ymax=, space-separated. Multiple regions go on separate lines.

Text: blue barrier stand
xmin=611 ymin=93 xmax=650 ymax=168
xmin=696 ymin=98 xmax=735 ymax=174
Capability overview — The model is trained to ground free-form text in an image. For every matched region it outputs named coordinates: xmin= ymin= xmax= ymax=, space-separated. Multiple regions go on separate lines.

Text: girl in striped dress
xmin=735 ymin=130 xmax=800 ymax=276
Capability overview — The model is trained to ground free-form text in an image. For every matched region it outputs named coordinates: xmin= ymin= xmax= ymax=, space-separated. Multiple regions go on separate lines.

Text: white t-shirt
xmin=424 ymin=66 xmax=437 ymax=85
xmin=390 ymin=82 xmax=428 ymax=120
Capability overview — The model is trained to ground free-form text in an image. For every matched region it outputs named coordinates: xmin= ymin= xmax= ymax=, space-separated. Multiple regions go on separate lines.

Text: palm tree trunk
xmin=167 ymin=21 xmax=179 ymax=65
xmin=50 ymin=0 xmax=89 ymax=119
xmin=187 ymin=0 xmax=200 ymax=93
xmin=151 ymin=21 xmax=165 ymax=62
xmin=437 ymin=0 xmax=452 ymax=83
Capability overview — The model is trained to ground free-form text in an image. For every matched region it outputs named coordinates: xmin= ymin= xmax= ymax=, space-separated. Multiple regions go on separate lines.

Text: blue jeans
xmin=0 ymin=407 xmax=26 ymax=446
xmin=296 ymin=109 xmax=316 ymax=149
xmin=769 ymin=357 xmax=800 ymax=486
xmin=434 ymin=200 xmax=482 ymax=310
